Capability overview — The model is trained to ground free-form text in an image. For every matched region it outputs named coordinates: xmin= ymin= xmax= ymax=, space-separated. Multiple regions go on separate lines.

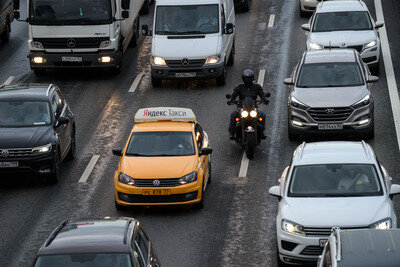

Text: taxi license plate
xmin=319 ymin=239 xmax=328 ymax=247
xmin=61 ymin=56 xmax=83 ymax=62
xmin=0 ymin=162 xmax=19 ymax=168
xmin=175 ymin=72 xmax=196 ymax=78
xmin=318 ymin=124 xmax=343 ymax=130
xmin=142 ymin=189 xmax=171 ymax=195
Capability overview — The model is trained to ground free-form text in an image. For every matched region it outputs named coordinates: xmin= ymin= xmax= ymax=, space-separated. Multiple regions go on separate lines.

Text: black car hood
xmin=0 ymin=126 xmax=55 ymax=149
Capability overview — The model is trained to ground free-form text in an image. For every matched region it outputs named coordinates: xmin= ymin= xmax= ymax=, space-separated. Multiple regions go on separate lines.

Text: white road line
xmin=238 ymin=69 xmax=266 ymax=177
xmin=268 ymin=14 xmax=275 ymax=28
xmin=128 ymin=72 xmax=144 ymax=93
xmin=2 ymin=76 xmax=15 ymax=86
xmin=78 ymin=155 xmax=100 ymax=183
xmin=374 ymin=0 xmax=400 ymax=151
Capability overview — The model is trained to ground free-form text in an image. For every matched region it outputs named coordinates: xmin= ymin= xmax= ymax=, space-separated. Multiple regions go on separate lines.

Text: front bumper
xmin=28 ymin=50 xmax=119 ymax=69
xmin=0 ymin=154 xmax=55 ymax=176
xmin=151 ymin=62 xmax=224 ymax=80
xmin=360 ymin=45 xmax=380 ymax=65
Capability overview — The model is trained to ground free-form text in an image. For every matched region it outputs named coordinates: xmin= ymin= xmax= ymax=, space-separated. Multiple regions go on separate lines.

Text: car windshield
xmin=296 ymin=62 xmax=364 ymax=87
xmin=29 ymin=0 xmax=112 ymax=25
xmin=288 ymin=164 xmax=383 ymax=197
xmin=34 ymin=253 xmax=132 ymax=267
xmin=0 ymin=101 xmax=51 ymax=127
xmin=313 ymin=11 xmax=373 ymax=32
xmin=155 ymin=4 xmax=219 ymax=35
xmin=126 ymin=131 xmax=195 ymax=157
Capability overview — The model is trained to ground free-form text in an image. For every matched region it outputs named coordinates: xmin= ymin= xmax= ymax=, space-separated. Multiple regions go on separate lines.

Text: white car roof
xmin=292 ymin=141 xmax=377 ymax=165
xmin=303 ymin=49 xmax=356 ymax=64
xmin=156 ymin=0 xmax=221 ymax=5
xmin=317 ymin=0 xmax=368 ymax=13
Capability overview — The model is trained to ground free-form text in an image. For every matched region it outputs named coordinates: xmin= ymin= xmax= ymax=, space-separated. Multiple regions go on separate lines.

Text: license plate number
xmin=319 ymin=239 xmax=328 ymax=247
xmin=318 ymin=124 xmax=343 ymax=130
xmin=175 ymin=72 xmax=196 ymax=78
xmin=142 ymin=189 xmax=171 ymax=195
xmin=61 ymin=56 xmax=83 ymax=62
xmin=0 ymin=162 xmax=19 ymax=168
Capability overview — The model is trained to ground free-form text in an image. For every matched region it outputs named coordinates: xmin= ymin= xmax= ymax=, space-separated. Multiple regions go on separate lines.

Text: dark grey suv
xmin=284 ymin=49 xmax=378 ymax=140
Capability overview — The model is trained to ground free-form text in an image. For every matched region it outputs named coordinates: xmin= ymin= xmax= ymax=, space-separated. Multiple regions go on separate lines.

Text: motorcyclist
xmin=227 ymin=69 xmax=270 ymax=139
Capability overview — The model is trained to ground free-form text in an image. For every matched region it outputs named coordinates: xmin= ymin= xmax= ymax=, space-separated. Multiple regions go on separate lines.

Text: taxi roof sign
xmin=134 ymin=107 xmax=196 ymax=123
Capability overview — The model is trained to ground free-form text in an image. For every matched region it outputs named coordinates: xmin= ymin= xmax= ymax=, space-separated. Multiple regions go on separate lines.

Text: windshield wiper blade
xmin=126 ymin=153 xmax=151 ymax=157
xmin=178 ymin=30 xmax=206 ymax=34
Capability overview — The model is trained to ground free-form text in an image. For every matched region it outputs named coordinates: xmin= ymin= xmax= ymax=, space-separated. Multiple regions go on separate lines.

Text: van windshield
xmin=155 ymin=4 xmax=219 ymax=35
xmin=29 ymin=0 xmax=112 ymax=25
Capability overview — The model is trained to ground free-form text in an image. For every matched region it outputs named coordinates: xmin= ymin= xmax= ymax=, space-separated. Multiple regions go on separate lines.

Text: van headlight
xmin=152 ymin=56 xmax=166 ymax=66
xmin=99 ymin=40 xmax=111 ymax=48
xmin=31 ymin=143 xmax=52 ymax=154
xmin=352 ymin=95 xmax=370 ymax=109
xmin=31 ymin=41 xmax=44 ymax=50
xmin=370 ymin=218 xmax=391 ymax=229
xmin=205 ymin=55 xmax=221 ymax=65
xmin=118 ymin=172 xmax=135 ymax=185
xmin=282 ymin=219 xmax=305 ymax=236
xmin=250 ymin=110 xmax=257 ymax=118
xmin=309 ymin=42 xmax=323 ymax=50
xmin=241 ymin=110 xmax=249 ymax=118
xmin=365 ymin=40 xmax=377 ymax=49
xmin=179 ymin=171 xmax=197 ymax=184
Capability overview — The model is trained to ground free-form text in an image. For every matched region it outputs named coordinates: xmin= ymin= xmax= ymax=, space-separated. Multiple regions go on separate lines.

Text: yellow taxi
xmin=113 ymin=107 xmax=212 ymax=209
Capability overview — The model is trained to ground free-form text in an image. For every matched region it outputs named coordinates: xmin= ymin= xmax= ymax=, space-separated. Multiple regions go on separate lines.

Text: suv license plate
xmin=318 ymin=124 xmax=343 ymax=130
xmin=175 ymin=72 xmax=196 ymax=78
xmin=319 ymin=239 xmax=328 ymax=247
xmin=61 ymin=56 xmax=83 ymax=62
xmin=0 ymin=162 xmax=19 ymax=168
xmin=142 ymin=189 xmax=171 ymax=195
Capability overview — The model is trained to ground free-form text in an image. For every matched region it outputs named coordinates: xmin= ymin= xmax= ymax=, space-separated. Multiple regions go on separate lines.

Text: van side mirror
xmin=268 ymin=186 xmax=281 ymax=200
xmin=142 ymin=24 xmax=151 ymax=36
xmin=122 ymin=10 xmax=129 ymax=19
xmin=13 ymin=10 xmax=20 ymax=20
xmin=283 ymin=78 xmax=294 ymax=85
xmin=121 ymin=0 xmax=130 ymax=10
xmin=375 ymin=21 xmax=384 ymax=29
xmin=225 ymin=23 xmax=234 ymax=35
xmin=367 ymin=75 xmax=379 ymax=83
xmin=112 ymin=148 xmax=123 ymax=156
xmin=302 ymin=24 xmax=310 ymax=31
xmin=200 ymin=147 xmax=213 ymax=156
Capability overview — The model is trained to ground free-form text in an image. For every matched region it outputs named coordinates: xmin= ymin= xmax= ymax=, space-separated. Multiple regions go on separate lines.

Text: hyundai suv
xmin=284 ymin=49 xmax=378 ymax=140
xmin=302 ymin=0 xmax=384 ymax=74
xmin=269 ymin=141 xmax=400 ymax=265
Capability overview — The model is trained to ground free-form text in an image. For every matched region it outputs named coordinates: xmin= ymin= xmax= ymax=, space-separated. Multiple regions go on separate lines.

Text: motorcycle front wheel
xmin=245 ymin=132 xmax=256 ymax=159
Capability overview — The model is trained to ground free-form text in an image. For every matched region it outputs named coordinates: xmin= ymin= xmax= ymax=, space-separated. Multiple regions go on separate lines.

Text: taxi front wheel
xmin=194 ymin=180 xmax=205 ymax=209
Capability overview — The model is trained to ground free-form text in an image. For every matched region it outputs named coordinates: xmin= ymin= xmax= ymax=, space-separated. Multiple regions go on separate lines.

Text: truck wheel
xmin=129 ymin=17 xmax=140 ymax=48
xmin=227 ymin=42 xmax=235 ymax=66
xmin=151 ymin=76 xmax=162 ymax=87
xmin=1 ymin=21 xmax=10 ymax=43
xmin=216 ymin=64 xmax=227 ymax=86
xmin=33 ymin=68 xmax=46 ymax=76
xmin=140 ymin=0 xmax=150 ymax=15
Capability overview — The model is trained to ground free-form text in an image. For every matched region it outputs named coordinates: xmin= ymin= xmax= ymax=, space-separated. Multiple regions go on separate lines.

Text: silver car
xmin=284 ymin=49 xmax=378 ymax=141
xmin=299 ymin=0 xmax=319 ymax=17
xmin=302 ymin=0 xmax=384 ymax=75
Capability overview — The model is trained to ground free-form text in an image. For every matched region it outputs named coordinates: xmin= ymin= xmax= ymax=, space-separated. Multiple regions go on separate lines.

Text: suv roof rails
xmin=45 ymin=220 xmax=69 ymax=247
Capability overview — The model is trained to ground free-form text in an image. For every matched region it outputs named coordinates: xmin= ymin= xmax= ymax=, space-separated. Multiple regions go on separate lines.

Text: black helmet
xmin=242 ymin=69 xmax=255 ymax=86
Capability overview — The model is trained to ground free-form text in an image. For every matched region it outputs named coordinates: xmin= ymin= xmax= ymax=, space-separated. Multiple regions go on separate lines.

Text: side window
xmin=51 ymin=90 xmax=65 ymax=119
xmin=195 ymin=124 xmax=204 ymax=151
xmin=221 ymin=4 xmax=226 ymax=31
xmin=134 ymin=228 xmax=149 ymax=265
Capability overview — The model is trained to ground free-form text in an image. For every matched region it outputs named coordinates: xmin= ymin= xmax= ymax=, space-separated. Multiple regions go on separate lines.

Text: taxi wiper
xmin=126 ymin=153 xmax=151 ymax=157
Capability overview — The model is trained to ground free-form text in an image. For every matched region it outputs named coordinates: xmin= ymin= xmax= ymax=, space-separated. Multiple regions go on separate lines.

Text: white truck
xmin=14 ymin=0 xmax=146 ymax=75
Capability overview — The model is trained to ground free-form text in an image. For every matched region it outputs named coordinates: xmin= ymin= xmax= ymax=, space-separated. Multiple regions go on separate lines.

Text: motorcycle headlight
xmin=152 ymin=56 xmax=166 ymax=66
xmin=370 ymin=218 xmax=391 ymax=229
xmin=179 ymin=171 xmax=197 ymax=185
xmin=241 ymin=110 xmax=249 ymax=118
xmin=205 ymin=55 xmax=221 ymax=65
xmin=99 ymin=40 xmax=111 ymax=48
xmin=282 ymin=219 xmax=305 ymax=236
xmin=290 ymin=96 xmax=309 ymax=110
xmin=118 ymin=172 xmax=135 ymax=185
xmin=250 ymin=110 xmax=257 ymax=118
xmin=32 ymin=41 xmax=44 ymax=50
xmin=31 ymin=143 xmax=52 ymax=154
xmin=365 ymin=40 xmax=377 ymax=49
xmin=352 ymin=95 xmax=370 ymax=109
xmin=309 ymin=42 xmax=323 ymax=50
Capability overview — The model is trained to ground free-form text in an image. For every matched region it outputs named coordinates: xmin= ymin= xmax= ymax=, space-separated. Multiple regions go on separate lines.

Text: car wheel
xmin=0 ymin=21 xmax=11 ymax=43
xmin=370 ymin=63 xmax=380 ymax=76
xmin=115 ymin=200 xmax=127 ymax=211
xmin=288 ymin=122 xmax=299 ymax=141
xmin=140 ymin=0 xmax=150 ymax=15
xmin=66 ymin=127 xmax=76 ymax=160
xmin=194 ymin=179 xmax=205 ymax=209
xmin=151 ymin=76 xmax=162 ymax=87
xmin=207 ymin=160 xmax=211 ymax=184
xmin=33 ymin=68 xmax=46 ymax=76
xmin=363 ymin=124 xmax=375 ymax=140
xmin=47 ymin=151 xmax=60 ymax=184
xmin=216 ymin=64 xmax=227 ymax=86
xmin=227 ymin=42 xmax=235 ymax=66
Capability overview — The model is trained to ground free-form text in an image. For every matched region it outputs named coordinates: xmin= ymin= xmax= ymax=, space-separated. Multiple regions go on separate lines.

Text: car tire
xmin=288 ymin=124 xmax=299 ymax=141
xmin=363 ymin=124 xmax=375 ymax=140
xmin=47 ymin=151 xmax=60 ymax=184
xmin=194 ymin=179 xmax=205 ymax=209
xmin=140 ymin=0 xmax=150 ymax=15
xmin=66 ymin=127 xmax=76 ymax=160
xmin=151 ymin=76 xmax=162 ymax=87
xmin=33 ymin=68 xmax=46 ymax=76
xmin=227 ymin=42 xmax=235 ymax=66
xmin=216 ymin=64 xmax=227 ymax=86
xmin=370 ymin=63 xmax=380 ymax=76
xmin=207 ymin=160 xmax=211 ymax=184
xmin=115 ymin=200 xmax=127 ymax=211
xmin=0 ymin=20 xmax=11 ymax=43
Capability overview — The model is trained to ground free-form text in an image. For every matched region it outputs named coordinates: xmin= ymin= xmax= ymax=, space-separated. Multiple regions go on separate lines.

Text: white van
xmin=142 ymin=0 xmax=235 ymax=87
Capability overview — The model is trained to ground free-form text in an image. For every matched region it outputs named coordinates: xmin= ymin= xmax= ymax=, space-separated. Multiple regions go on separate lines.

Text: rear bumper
xmin=151 ymin=62 xmax=224 ymax=80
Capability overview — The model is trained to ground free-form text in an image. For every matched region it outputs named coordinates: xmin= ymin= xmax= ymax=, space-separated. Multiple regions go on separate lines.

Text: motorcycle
xmin=226 ymin=94 xmax=269 ymax=159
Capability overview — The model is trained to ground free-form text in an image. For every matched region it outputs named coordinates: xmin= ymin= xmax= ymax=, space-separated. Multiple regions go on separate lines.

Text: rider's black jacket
xmin=230 ymin=83 xmax=268 ymax=102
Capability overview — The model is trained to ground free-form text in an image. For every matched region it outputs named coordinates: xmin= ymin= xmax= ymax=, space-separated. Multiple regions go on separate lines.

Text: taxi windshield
xmin=126 ymin=131 xmax=195 ymax=157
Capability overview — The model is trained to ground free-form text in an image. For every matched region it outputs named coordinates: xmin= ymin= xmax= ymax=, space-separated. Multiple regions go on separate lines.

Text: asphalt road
xmin=0 ymin=0 xmax=400 ymax=266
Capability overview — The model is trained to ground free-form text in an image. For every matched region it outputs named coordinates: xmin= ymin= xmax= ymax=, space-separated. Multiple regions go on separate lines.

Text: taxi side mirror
xmin=200 ymin=147 xmax=212 ymax=156
xmin=113 ymin=148 xmax=123 ymax=156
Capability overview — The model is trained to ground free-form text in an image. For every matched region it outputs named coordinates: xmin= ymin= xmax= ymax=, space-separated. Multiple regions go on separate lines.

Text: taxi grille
xmin=300 ymin=246 xmax=324 ymax=256
xmin=0 ymin=148 xmax=31 ymax=158
xmin=308 ymin=107 xmax=353 ymax=122
xmin=134 ymin=178 xmax=181 ymax=187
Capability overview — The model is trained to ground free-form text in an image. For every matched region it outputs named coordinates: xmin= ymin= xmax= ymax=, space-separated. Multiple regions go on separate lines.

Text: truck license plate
xmin=0 ymin=162 xmax=19 ymax=168
xmin=175 ymin=72 xmax=196 ymax=78
xmin=61 ymin=56 xmax=83 ymax=62
xmin=318 ymin=124 xmax=343 ymax=130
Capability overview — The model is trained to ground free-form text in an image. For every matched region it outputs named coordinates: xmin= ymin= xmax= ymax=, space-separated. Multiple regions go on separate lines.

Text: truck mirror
xmin=122 ymin=10 xmax=129 ymax=19
xmin=225 ymin=23 xmax=234 ymax=34
xmin=14 ymin=10 xmax=20 ymax=20
xmin=142 ymin=24 xmax=150 ymax=36
xmin=121 ymin=0 xmax=130 ymax=10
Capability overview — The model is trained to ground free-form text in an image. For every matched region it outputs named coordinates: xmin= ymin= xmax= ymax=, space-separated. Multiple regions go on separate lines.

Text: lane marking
xmin=78 ymin=155 xmax=100 ymax=183
xmin=128 ymin=72 xmax=144 ymax=93
xmin=238 ymin=69 xmax=266 ymax=177
xmin=374 ymin=0 xmax=400 ymax=151
xmin=2 ymin=76 xmax=15 ymax=86
xmin=268 ymin=14 xmax=275 ymax=28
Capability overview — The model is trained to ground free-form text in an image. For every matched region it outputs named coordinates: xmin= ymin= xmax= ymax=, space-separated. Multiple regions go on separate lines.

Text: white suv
xmin=302 ymin=0 xmax=384 ymax=74
xmin=269 ymin=141 xmax=400 ymax=265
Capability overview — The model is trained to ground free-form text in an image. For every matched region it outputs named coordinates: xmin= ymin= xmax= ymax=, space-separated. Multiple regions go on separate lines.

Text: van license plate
xmin=319 ymin=239 xmax=328 ymax=247
xmin=175 ymin=72 xmax=196 ymax=78
xmin=61 ymin=56 xmax=83 ymax=62
xmin=0 ymin=162 xmax=19 ymax=168
xmin=142 ymin=189 xmax=171 ymax=195
xmin=318 ymin=124 xmax=343 ymax=130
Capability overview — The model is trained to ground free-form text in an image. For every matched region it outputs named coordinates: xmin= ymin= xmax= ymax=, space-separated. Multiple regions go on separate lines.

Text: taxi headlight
xmin=205 ymin=55 xmax=221 ymax=65
xmin=31 ymin=143 xmax=52 ymax=154
xmin=250 ymin=110 xmax=257 ymax=118
xmin=352 ymin=95 xmax=370 ymax=109
xmin=309 ymin=42 xmax=323 ymax=50
xmin=179 ymin=171 xmax=197 ymax=185
xmin=152 ymin=56 xmax=166 ymax=66
xmin=370 ymin=218 xmax=391 ymax=229
xmin=282 ymin=219 xmax=305 ymax=236
xmin=365 ymin=40 xmax=377 ymax=49
xmin=32 ymin=41 xmax=44 ymax=50
xmin=241 ymin=110 xmax=249 ymax=118
xmin=118 ymin=172 xmax=135 ymax=185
